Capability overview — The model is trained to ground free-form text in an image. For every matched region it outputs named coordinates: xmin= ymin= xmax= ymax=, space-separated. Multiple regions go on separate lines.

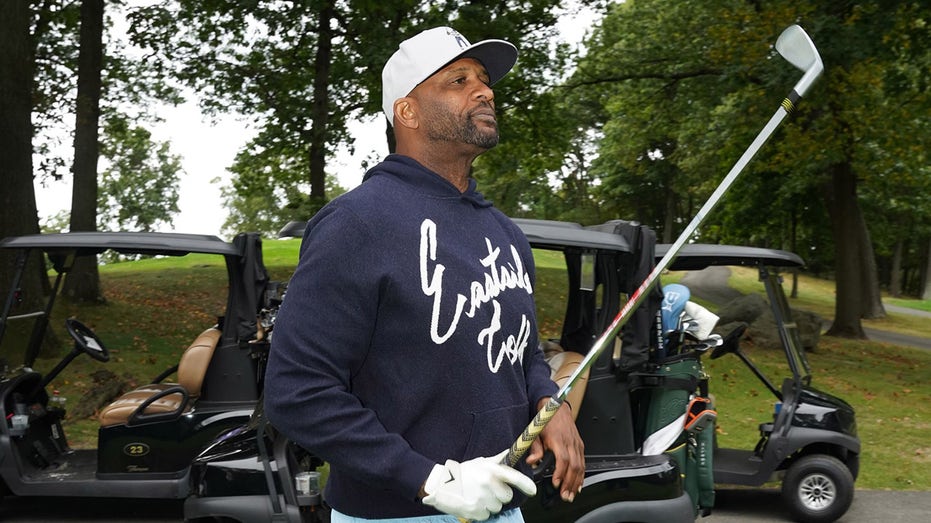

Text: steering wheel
xmin=710 ymin=323 xmax=748 ymax=360
xmin=65 ymin=318 xmax=110 ymax=362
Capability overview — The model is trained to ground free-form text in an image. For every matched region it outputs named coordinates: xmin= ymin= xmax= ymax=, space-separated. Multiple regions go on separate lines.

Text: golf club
xmin=505 ymin=24 xmax=823 ymax=468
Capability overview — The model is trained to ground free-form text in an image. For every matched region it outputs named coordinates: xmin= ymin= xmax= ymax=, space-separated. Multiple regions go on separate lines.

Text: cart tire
xmin=782 ymin=454 xmax=854 ymax=523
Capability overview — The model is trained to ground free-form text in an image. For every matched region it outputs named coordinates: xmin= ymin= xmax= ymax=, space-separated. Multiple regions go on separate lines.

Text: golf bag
xmin=630 ymin=285 xmax=717 ymax=516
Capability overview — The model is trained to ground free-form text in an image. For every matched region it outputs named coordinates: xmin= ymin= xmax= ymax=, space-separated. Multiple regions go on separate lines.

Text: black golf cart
xmin=180 ymin=218 xmax=859 ymax=523
xmin=181 ymin=218 xmax=696 ymax=523
xmin=0 ymin=231 xmax=279 ymax=502
xmin=655 ymin=243 xmax=860 ymax=523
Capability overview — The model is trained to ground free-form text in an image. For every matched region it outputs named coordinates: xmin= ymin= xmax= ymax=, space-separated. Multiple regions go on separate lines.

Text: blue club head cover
xmin=661 ymin=283 xmax=691 ymax=335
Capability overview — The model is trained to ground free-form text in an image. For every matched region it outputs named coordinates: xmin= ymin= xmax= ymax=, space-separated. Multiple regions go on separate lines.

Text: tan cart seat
xmin=98 ymin=327 xmax=221 ymax=427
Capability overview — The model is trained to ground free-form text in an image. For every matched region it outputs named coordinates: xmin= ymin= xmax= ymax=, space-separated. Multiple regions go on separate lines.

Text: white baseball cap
xmin=381 ymin=26 xmax=518 ymax=123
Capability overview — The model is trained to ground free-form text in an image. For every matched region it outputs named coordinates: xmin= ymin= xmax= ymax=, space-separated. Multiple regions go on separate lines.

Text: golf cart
xmin=181 ymin=218 xmax=695 ymax=522
xmin=0 ymin=231 xmax=280 ymax=501
xmin=654 ymin=243 xmax=860 ymax=523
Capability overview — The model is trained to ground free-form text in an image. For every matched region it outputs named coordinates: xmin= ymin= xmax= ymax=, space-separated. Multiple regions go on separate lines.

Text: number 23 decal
xmin=123 ymin=442 xmax=150 ymax=457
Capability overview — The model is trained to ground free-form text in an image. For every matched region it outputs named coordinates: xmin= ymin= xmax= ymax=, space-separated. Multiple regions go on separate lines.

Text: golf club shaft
xmin=506 ymin=86 xmax=814 ymax=470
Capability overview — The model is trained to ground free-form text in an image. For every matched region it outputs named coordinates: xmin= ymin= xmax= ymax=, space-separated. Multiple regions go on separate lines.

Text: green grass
xmin=10 ymin=241 xmax=930 ymax=491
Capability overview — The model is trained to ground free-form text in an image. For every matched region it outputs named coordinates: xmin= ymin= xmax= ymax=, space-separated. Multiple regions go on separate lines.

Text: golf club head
xmin=775 ymin=25 xmax=823 ymax=97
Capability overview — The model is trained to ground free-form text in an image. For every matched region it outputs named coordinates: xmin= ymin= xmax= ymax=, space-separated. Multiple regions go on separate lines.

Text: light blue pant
xmin=331 ymin=508 xmax=524 ymax=523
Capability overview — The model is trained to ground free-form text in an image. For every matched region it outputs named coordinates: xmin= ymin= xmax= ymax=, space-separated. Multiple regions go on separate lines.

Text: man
xmin=265 ymin=26 xmax=584 ymax=522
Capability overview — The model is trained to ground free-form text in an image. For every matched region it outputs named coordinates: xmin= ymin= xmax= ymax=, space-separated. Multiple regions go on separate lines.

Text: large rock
xmin=714 ymin=294 xmax=821 ymax=351
xmin=716 ymin=294 xmax=769 ymax=325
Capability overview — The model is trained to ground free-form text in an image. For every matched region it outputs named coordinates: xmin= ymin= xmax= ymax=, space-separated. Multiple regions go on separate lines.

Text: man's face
xmin=409 ymin=58 xmax=500 ymax=150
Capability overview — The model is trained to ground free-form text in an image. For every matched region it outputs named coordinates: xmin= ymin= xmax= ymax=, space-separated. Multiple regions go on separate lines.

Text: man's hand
xmin=421 ymin=450 xmax=537 ymax=520
xmin=526 ymin=399 xmax=585 ymax=502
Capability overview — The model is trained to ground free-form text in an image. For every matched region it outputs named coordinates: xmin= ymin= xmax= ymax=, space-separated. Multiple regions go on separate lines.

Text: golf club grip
xmin=505 ymin=396 xmax=561 ymax=467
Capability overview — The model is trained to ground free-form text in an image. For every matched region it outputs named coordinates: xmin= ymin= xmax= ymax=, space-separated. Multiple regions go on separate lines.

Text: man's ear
xmin=395 ymin=98 xmax=419 ymax=129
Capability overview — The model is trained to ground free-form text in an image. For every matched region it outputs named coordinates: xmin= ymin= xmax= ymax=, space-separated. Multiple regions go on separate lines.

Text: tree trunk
xmin=922 ymin=238 xmax=931 ymax=300
xmin=306 ymin=0 xmax=334 ymax=212
xmin=856 ymin=205 xmax=885 ymax=319
xmin=0 ymin=0 xmax=39 ymax=242
xmin=63 ymin=0 xmax=105 ymax=303
xmin=822 ymin=161 xmax=867 ymax=339
xmin=890 ymin=239 xmax=903 ymax=298
xmin=663 ymin=183 xmax=675 ymax=243
xmin=0 ymin=0 xmax=61 ymax=360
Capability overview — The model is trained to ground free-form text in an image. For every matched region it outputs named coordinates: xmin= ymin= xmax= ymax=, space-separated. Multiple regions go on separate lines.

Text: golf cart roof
xmin=657 ymin=243 xmax=804 ymax=271
xmin=513 ymin=219 xmax=632 ymax=253
xmin=278 ymin=218 xmax=634 ymax=253
xmin=0 ymin=231 xmax=240 ymax=257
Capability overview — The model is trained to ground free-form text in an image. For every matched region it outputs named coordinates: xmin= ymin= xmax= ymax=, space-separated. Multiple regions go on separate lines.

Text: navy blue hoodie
xmin=264 ymin=155 xmax=557 ymax=518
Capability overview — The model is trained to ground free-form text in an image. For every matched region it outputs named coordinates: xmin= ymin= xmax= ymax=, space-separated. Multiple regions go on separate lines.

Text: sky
xmin=34 ymin=8 xmax=595 ymax=239
xmin=35 ymin=104 xmax=386 ymax=238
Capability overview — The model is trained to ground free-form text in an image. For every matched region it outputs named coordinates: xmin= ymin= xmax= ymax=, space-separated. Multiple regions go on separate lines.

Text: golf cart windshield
xmin=656 ymin=243 xmax=812 ymax=384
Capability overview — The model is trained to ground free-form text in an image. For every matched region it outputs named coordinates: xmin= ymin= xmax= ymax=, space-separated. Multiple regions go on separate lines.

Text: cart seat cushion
xmin=175 ymin=327 xmax=222 ymax=394
xmin=97 ymin=387 xmax=190 ymax=426
xmin=98 ymin=327 xmax=221 ymax=427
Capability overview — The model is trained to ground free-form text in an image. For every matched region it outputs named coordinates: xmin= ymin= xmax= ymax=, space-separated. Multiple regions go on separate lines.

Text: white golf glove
xmin=421 ymin=450 xmax=537 ymax=520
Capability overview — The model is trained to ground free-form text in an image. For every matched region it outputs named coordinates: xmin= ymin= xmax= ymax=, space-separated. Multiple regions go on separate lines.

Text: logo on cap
xmin=447 ymin=28 xmax=469 ymax=49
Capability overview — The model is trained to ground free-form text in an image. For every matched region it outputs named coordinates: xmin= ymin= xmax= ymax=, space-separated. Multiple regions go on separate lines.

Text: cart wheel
xmin=782 ymin=454 xmax=854 ymax=523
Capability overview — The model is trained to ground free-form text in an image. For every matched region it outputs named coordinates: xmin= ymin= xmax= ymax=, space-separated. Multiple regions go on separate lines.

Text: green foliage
xmin=219 ymin=163 xmax=347 ymax=237
xmin=30 ymin=0 xmax=81 ymax=183
xmin=556 ymin=0 xmax=930 ymax=294
xmin=103 ymin=0 xmax=930 ymax=296
xmin=29 ymin=0 xmax=183 ymax=186
xmin=97 ymin=116 xmax=182 ymax=232
xmin=126 ymin=0 xmax=604 ymax=227
xmin=570 ymin=0 xmax=812 ymax=240
xmin=474 ymin=2 xmax=608 ymax=222
xmin=40 ymin=210 xmax=71 ymax=234
xmin=126 ymin=0 xmax=395 ymax=229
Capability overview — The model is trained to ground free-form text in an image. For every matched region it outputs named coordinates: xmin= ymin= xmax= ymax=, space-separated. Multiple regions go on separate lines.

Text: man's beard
xmin=424 ymin=102 xmax=500 ymax=150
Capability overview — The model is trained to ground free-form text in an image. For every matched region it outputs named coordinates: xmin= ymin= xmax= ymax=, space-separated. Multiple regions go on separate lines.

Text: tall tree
xmin=127 ymin=0 xmax=596 ymax=233
xmin=62 ymin=0 xmax=105 ymax=303
xmin=127 ymin=0 xmax=370 ymax=229
xmin=0 ymin=0 xmax=40 ymax=245
xmin=0 ymin=0 xmax=58 ymax=359
xmin=2 ymin=0 xmax=186 ymax=317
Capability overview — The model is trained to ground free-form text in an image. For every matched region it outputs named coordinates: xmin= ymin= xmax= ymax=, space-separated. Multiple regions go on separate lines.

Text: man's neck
xmin=397 ymin=143 xmax=483 ymax=193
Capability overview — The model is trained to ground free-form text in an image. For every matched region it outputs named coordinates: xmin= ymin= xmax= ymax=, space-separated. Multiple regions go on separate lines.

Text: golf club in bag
xmin=506 ymin=24 xmax=824 ymax=467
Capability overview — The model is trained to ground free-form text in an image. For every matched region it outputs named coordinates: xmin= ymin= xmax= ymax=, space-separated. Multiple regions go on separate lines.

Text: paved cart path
xmin=706 ymin=488 xmax=931 ymax=522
